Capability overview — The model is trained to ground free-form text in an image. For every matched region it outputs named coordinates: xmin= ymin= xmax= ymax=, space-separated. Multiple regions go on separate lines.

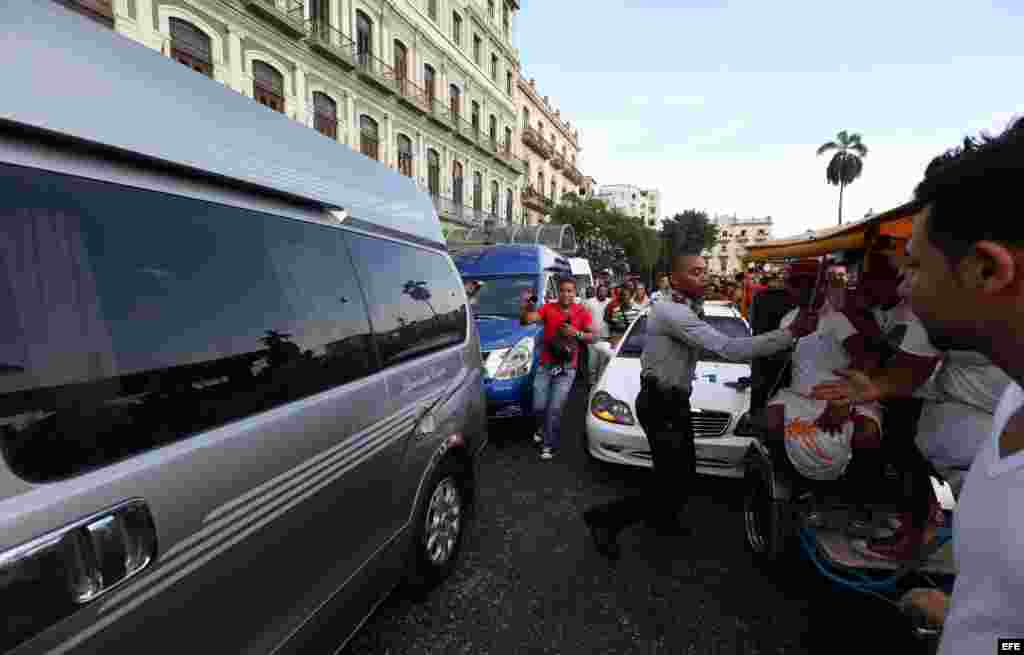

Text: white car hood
xmin=597 ymin=356 xmax=751 ymax=418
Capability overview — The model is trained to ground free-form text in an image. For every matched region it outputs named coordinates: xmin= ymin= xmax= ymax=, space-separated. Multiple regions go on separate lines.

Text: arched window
xmin=169 ymin=18 xmax=212 ymax=77
xmin=452 ymin=11 xmax=462 ymax=44
xmin=428 ymin=0 xmax=438 ymax=21
xmin=253 ymin=61 xmax=284 ymax=113
xmin=488 ymin=115 xmax=497 ymax=146
xmin=490 ymin=180 xmax=499 ymax=215
xmin=506 ymin=188 xmax=513 ymax=222
xmin=538 ymin=171 xmax=544 ymax=194
xmin=313 ymin=92 xmax=337 ymax=139
xmin=449 ymin=84 xmax=461 ymax=121
xmin=522 ymin=107 xmax=529 ymax=130
xmin=506 ymin=70 xmax=513 ymax=95
xmin=356 ymin=11 xmax=373 ymax=66
xmin=473 ymin=172 xmax=483 ymax=211
xmin=504 ymin=126 xmax=512 ymax=154
xmin=393 ymin=40 xmax=408 ymax=87
xmin=549 ymin=178 xmax=555 ymax=200
xmin=471 ymin=101 xmax=480 ymax=133
xmin=424 ymin=64 xmax=436 ymax=104
xmin=360 ymin=115 xmax=379 ymax=160
xmin=452 ymin=161 xmax=464 ymax=205
xmin=427 ymin=149 xmax=440 ymax=196
xmin=397 ymin=134 xmax=413 ymax=177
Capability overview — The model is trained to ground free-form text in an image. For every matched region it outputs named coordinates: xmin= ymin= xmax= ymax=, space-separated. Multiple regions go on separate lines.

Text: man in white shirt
xmin=814 ymin=118 xmax=1024 ymax=650
xmin=583 ymin=284 xmax=611 ymax=385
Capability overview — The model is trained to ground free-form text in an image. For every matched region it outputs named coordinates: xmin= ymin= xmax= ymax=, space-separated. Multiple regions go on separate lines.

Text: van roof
xmin=2 ymin=3 xmax=443 ymax=249
xmin=451 ymin=244 xmax=571 ymax=277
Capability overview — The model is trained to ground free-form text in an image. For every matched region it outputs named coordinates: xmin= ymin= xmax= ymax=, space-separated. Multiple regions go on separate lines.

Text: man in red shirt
xmin=521 ymin=277 xmax=596 ymax=459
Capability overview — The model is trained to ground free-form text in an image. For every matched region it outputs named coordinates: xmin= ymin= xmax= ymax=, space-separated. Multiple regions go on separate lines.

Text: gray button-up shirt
xmin=641 ymin=297 xmax=796 ymax=395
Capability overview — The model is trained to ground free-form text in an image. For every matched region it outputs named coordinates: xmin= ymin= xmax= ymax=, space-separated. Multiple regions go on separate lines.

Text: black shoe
xmin=583 ymin=511 xmax=620 ymax=560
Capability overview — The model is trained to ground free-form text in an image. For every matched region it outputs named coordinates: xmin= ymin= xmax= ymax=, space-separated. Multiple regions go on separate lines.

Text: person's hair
xmin=733 ymin=272 xmax=744 ymax=283
xmin=915 ymin=116 xmax=1024 ymax=265
xmin=557 ymin=276 xmax=577 ymax=290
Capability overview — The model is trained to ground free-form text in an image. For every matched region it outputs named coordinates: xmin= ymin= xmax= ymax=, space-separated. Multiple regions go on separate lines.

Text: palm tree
xmin=402 ymin=280 xmax=437 ymax=316
xmin=816 ymin=130 xmax=868 ymax=225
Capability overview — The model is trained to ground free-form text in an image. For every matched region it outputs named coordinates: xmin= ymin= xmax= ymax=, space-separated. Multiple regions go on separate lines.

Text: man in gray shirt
xmin=582 ymin=253 xmax=818 ymax=559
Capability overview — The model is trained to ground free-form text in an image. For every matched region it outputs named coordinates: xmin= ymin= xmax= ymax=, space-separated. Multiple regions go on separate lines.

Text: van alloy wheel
xmin=744 ymin=472 xmax=771 ymax=554
xmin=424 ymin=476 xmax=462 ymax=566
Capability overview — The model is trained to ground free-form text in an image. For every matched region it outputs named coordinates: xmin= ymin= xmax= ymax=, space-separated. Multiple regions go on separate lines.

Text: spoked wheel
xmin=407 ymin=460 xmax=468 ymax=590
xmin=743 ymin=466 xmax=788 ymax=563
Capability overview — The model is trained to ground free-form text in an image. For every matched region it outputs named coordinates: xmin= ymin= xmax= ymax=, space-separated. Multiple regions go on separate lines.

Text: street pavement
xmin=342 ymin=379 xmax=930 ymax=655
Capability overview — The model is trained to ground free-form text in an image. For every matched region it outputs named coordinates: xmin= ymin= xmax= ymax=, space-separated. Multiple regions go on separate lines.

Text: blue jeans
xmin=533 ymin=364 xmax=576 ymax=450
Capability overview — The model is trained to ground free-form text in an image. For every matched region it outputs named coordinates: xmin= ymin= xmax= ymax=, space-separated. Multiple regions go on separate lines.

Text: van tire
xmin=406 ymin=458 xmax=468 ymax=590
xmin=743 ymin=466 xmax=789 ymax=564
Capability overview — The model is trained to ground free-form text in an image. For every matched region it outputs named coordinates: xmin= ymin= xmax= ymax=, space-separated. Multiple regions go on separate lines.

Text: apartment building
xmin=595 ymin=184 xmax=661 ymax=229
xmin=62 ymin=0 xmax=524 ymax=232
xmin=516 ymin=74 xmax=587 ymax=226
xmin=704 ymin=213 xmax=774 ymax=275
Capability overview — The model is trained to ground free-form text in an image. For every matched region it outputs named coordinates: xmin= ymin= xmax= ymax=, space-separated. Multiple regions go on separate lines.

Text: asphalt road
xmin=342 ymin=379 xmax=931 ymax=655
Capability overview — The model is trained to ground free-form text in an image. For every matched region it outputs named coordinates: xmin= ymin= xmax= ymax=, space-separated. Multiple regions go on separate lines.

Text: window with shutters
xmin=169 ymin=18 xmax=213 ymax=78
xmin=473 ymin=172 xmax=483 ymax=211
xmin=427 ymin=149 xmax=440 ymax=196
xmin=506 ymin=188 xmax=514 ymax=222
xmin=452 ymin=161 xmax=464 ymax=205
xmin=313 ymin=92 xmax=337 ymax=139
xmin=397 ymin=134 xmax=413 ymax=177
xmin=360 ymin=115 xmax=379 ymax=161
xmin=452 ymin=12 xmax=462 ymax=45
xmin=449 ymin=84 xmax=461 ymax=122
xmin=490 ymin=181 xmax=499 ymax=216
xmin=252 ymin=61 xmax=284 ymax=113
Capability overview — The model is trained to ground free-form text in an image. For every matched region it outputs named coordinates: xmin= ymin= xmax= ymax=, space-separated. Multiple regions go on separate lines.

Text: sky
xmin=514 ymin=0 xmax=1023 ymax=238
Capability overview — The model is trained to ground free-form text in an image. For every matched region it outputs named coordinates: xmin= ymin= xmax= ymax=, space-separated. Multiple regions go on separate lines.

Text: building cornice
xmin=516 ymin=77 xmax=579 ymax=147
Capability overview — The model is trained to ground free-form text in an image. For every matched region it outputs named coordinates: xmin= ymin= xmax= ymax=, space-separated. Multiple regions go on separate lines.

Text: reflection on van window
xmin=460 ymin=276 xmax=537 ymax=318
xmin=346 ymin=233 xmax=467 ymax=366
xmin=0 ymin=163 xmax=377 ymax=481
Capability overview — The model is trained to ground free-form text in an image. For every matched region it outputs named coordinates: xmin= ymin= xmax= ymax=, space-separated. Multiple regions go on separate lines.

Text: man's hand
xmin=787 ymin=309 xmax=819 ymax=338
xmin=899 ymin=588 xmax=950 ymax=630
xmin=811 ymin=369 xmax=883 ymax=403
xmin=558 ymin=323 xmax=577 ymax=338
xmin=814 ymin=401 xmax=851 ymax=435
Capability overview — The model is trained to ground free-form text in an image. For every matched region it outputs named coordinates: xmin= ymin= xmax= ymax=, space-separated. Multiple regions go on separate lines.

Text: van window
xmin=345 ymin=233 xmax=467 ymax=367
xmin=0 ymin=163 xmax=377 ymax=481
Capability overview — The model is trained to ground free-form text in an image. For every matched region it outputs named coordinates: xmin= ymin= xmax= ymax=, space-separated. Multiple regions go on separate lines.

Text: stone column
xmin=227 ymin=27 xmax=245 ymax=94
xmin=347 ymin=93 xmax=358 ymax=150
xmin=292 ymin=64 xmax=307 ymax=125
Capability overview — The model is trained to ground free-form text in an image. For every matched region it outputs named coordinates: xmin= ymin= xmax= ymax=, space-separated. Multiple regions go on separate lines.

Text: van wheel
xmin=743 ymin=467 xmax=788 ymax=564
xmin=407 ymin=460 xmax=468 ymax=589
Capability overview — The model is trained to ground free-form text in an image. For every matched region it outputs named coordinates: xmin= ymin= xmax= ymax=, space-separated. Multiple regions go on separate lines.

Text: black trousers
xmin=588 ymin=378 xmax=695 ymax=532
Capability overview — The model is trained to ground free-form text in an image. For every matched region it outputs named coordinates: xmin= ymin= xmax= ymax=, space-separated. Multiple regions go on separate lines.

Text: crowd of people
xmin=521 ymin=115 xmax=1023 ymax=652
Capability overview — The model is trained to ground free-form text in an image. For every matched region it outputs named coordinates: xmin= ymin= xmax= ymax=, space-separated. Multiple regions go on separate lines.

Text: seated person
xmin=758 ymin=261 xmax=886 ymax=483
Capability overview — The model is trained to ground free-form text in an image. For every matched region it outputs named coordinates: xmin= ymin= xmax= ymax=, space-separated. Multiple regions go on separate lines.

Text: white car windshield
xmin=618 ymin=314 xmax=751 ymax=362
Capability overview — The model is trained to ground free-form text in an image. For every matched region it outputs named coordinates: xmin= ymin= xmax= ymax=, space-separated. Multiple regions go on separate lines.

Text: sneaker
xmin=540 ymin=447 xmax=553 ymax=460
xmin=533 ymin=431 xmax=543 ymax=444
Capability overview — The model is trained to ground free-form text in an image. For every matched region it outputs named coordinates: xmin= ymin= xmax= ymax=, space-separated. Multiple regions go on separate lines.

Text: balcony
xmin=353 ymin=49 xmax=399 ymax=95
xmin=522 ymin=185 xmax=552 ymax=213
xmin=394 ymin=76 xmax=430 ymax=113
xmin=246 ymin=0 xmax=307 ymax=37
xmin=521 ymin=126 xmax=553 ymax=159
xmin=550 ymin=153 xmax=566 ymax=171
xmin=564 ymin=165 xmax=583 ymax=186
xmin=306 ymin=20 xmax=355 ymax=70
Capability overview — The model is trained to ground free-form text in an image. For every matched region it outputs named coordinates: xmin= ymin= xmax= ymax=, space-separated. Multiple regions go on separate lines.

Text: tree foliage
xmin=550 ymin=194 xmax=632 ymax=275
xmin=817 ymin=130 xmax=868 ymax=224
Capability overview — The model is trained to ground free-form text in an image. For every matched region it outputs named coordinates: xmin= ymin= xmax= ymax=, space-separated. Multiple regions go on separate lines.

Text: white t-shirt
xmin=780 ymin=308 xmax=859 ymax=397
xmin=583 ymin=297 xmax=610 ymax=339
xmin=938 ymin=382 xmax=1024 ymax=655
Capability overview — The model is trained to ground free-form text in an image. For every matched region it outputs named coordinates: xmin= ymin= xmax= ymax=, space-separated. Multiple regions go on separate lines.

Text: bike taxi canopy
xmin=742 ymin=202 xmax=918 ymax=264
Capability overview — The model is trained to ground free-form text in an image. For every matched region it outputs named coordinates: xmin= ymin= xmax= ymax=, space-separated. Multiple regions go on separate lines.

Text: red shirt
xmin=537 ymin=302 xmax=592 ymax=367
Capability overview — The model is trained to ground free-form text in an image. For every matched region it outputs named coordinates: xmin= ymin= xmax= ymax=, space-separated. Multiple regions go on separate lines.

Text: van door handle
xmin=0 ymin=500 xmax=157 ymax=651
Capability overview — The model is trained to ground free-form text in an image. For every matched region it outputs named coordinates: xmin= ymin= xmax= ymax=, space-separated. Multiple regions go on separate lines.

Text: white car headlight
xmin=590 ymin=391 xmax=636 ymax=426
xmin=493 ymin=337 xmax=535 ymax=380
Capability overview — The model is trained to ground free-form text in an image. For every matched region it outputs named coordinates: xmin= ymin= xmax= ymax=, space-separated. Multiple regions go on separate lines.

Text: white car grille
xmin=690 ymin=410 xmax=731 ymax=438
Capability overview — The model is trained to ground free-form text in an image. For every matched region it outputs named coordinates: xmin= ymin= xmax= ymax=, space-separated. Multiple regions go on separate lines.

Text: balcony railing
xmin=521 ymin=126 xmax=553 ymax=159
xmin=306 ymin=19 xmax=355 ymax=70
xmin=430 ymin=194 xmax=502 ymax=225
xmin=550 ymin=153 xmax=566 ymax=171
xmin=564 ymin=165 xmax=583 ymax=185
xmin=355 ymin=49 xmax=398 ymax=95
xmin=395 ymin=76 xmax=430 ymax=113
xmin=521 ymin=185 xmax=551 ymax=213
xmin=246 ymin=0 xmax=307 ymax=37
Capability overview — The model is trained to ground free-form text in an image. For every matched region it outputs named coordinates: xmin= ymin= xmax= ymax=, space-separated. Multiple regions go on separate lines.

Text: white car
xmin=585 ymin=301 xmax=760 ymax=478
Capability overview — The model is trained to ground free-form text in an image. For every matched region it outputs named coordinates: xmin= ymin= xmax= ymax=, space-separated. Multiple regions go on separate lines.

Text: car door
xmin=0 ymin=166 xmax=397 ymax=654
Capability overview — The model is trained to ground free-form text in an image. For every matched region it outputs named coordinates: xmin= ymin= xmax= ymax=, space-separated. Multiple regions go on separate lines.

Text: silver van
xmin=0 ymin=4 xmax=487 ymax=653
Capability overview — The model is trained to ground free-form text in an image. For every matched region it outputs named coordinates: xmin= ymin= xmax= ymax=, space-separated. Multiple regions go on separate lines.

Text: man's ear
xmin=967 ymin=241 xmax=1019 ymax=296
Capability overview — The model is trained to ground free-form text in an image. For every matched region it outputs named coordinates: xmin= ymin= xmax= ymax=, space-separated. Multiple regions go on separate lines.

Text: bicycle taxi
xmin=737 ymin=203 xmax=955 ymax=643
